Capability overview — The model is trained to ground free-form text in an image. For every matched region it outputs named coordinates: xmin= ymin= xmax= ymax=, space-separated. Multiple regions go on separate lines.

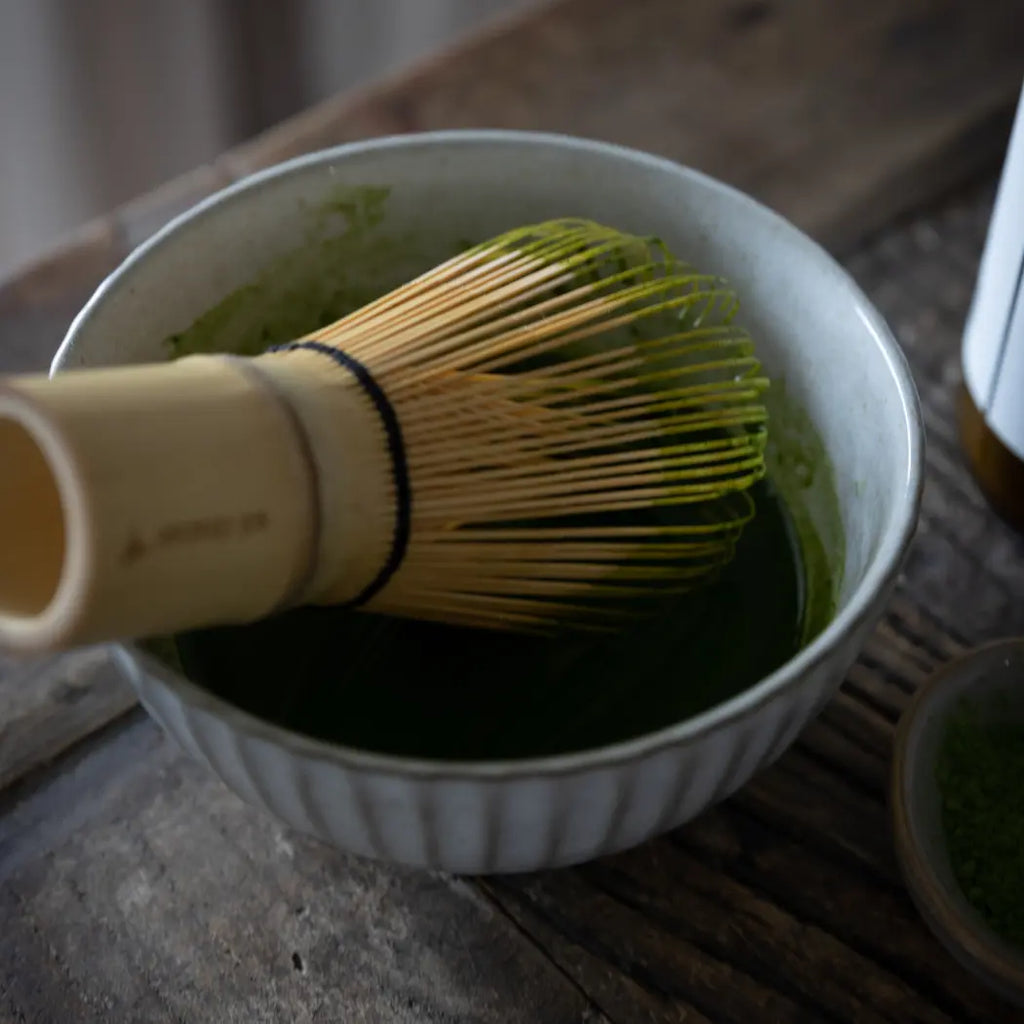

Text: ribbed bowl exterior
xmin=121 ymin=613 xmax=876 ymax=874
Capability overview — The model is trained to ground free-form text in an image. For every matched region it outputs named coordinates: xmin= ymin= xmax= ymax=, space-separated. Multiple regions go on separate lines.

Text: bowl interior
xmin=894 ymin=640 xmax=1024 ymax=1004
xmin=55 ymin=132 xmax=919 ymax=756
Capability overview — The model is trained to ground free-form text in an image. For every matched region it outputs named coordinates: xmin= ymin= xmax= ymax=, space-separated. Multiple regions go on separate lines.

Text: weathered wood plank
xmin=0 ymin=719 xmax=602 ymax=1024
xmin=796 ymin=713 xmax=888 ymax=799
xmin=736 ymin=749 xmax=900 ymax=883
xmin=792 ymin=590 xmax=976 ymax=798
xmin=222 ymin=0 xmax=1024 ymax=257
xmin=490 ymin=770 xmax=1016 ymax=1024
xmin=845 ymin=180 xmax=1024 ymax=644
xmin=490 ymin=827 xmax=1016 ymax=1024
xmin=672 ymin=807 xmax=1015 ymax=1023
xmin=673 ymin=808 xmax=988 ymax=1020
xmin=820 ymin=689 xmax=892 ymax=760
xmin=114 ymin=163 xmax=234 ymax=254
xmin=885 ymin=593 xmax=968 ymax=662
xmin=0 ymin=646 xmax=135 ymax=793
xmin=0 ymin=218 xmax=126 ymax=374
xmin=481 ymin=881 xmax=712 ymax=1024
xmin=492 ymin=868 xmax=824 ymax=1024
xmin=588 ymin=845 xmax=956 ymax=1024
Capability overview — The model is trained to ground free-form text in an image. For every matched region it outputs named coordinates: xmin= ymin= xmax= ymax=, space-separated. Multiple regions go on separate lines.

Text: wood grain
xmin=487 ymin=800 xmax=1018 ymax=1024
xmin=0 ymin=646 xmax=135 ymax=793
xmin=847 ymin=180 xmax=1024 ymax=646
xmin=0 ymin=719 xmax=603 ymax=1024
xmin=223 ymin=0 xmax=1024 ymax=255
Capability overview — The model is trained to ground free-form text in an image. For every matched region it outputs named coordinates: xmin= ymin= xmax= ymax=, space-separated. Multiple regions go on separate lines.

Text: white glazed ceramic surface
xmin=53 ymin=132 xmax=923 ymax=873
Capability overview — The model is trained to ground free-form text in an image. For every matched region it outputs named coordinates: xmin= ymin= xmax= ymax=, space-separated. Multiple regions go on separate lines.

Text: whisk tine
xmin=257 ymin=218 xmax=773 ymax=631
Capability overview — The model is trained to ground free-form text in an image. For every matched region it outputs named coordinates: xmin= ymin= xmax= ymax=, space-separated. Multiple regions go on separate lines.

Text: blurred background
xmin=0 ymin=0 xmax=538 ymax=279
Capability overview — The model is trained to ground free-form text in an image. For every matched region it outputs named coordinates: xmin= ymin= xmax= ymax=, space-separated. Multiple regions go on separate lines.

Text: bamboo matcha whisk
xmin=0 ymin=219 xmax=768 ymax=654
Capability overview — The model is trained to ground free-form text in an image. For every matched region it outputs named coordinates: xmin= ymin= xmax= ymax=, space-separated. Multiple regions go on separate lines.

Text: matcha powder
xmin=936 ymin=701 xmax=1024 ymax=949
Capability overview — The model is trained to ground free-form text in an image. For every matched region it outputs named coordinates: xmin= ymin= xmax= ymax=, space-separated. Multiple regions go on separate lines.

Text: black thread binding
xmin=270 ymin=340 xmax=411 ymax=608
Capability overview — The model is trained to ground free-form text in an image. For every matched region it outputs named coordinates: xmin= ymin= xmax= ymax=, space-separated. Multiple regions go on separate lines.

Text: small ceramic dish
xmin=892 ymin=637 xmax=1024 ymax=1007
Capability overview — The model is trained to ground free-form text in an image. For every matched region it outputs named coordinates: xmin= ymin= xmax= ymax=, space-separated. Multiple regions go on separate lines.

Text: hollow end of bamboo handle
xmin=0 ymin=357 xmax=320 ymax=654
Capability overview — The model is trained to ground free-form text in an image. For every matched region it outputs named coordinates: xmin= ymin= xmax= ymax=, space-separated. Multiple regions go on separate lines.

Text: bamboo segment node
xmin=0 ymin=219 xmax=769 ymax=653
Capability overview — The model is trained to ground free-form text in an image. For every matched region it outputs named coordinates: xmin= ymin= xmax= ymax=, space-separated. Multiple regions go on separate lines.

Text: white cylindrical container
xmin=961 ymin=80 xmax=1024 ymax=531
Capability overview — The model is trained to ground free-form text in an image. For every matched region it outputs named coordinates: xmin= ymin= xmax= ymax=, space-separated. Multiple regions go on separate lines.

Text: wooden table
xmin=2 ymin=1 xmax=1024 ymax=1020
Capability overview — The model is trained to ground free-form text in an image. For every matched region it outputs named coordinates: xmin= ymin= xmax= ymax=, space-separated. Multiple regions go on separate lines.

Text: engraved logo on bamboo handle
xmin=119 ymin=512 xmax=269 ymax=566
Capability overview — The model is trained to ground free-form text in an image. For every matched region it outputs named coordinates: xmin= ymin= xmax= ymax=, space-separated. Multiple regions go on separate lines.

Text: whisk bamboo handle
xmin=0 ymin=350 xmax=392 ymax=653
xmin=0 ymin=219 xmax=771 ymax=653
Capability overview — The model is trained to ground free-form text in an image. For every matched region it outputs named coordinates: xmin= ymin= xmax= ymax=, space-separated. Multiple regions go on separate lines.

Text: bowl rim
xmin=891 ymin=636 xmax=1024 ymax=1003
xmin=57 ymin=129 xmax=925 ymax=780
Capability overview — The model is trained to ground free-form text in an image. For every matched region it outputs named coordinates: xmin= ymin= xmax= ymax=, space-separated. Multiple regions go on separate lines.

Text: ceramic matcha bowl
xmin=51 ymin=131 xmax=922 ymax=873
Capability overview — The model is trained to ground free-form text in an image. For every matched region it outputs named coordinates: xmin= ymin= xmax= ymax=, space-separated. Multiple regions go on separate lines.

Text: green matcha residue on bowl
xmin=764 ymin=377 xmax=844 ymax=646
xmin=165 ymin=185 xmax=405 ymax=359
